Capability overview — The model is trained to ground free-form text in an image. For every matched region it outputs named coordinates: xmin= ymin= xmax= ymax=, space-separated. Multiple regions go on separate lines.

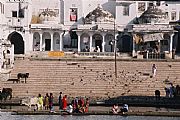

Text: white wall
xmin=116 ymin=2 xmax=134 ymax=25
xmin=165 ymin=1 xmax=180 ymax=21
xmin=63 ymin=0 xmax=82 ymax=26
xmin=82 ymin=0 xmax=108 ymax=17
xmin=0 ymin=0 xmax=5 ymax=40
xmin=4 ymin=1 xmax=31 ymax=27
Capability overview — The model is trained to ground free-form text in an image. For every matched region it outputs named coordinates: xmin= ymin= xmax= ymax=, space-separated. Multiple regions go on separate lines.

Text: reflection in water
xmin=0 ymin=112 xmax=180 ymax=120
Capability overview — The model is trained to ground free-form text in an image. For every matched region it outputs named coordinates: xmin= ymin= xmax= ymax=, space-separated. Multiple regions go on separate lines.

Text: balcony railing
xmin=78 ymin=52 xmax=115 ymax=57
xmin=143 ymin=52 xmax=165 ymax=59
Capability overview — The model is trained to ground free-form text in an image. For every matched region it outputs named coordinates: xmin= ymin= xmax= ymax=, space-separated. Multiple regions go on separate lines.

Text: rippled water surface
xmin=0 ymin=112 xmax=180 ymax=120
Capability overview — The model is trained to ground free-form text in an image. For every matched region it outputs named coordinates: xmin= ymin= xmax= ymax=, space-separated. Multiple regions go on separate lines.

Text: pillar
xmin=50 ymin=32 xmax=53 ymax=51
xmin=114 ymin=33 xmax=119 ymax=53
xmin=89 ymin=34 xmax=93 ymax=52
xmin=40 ymin=32 xmax=43 ymax=51
xmin=76 ymin=32 xmax=82 ymax=52
xmin=132 ymin=39 xmax=136 ymax=57
xmin=10 ymin=45 xmax=14 ymax=68
xmin=169 ymin=33 xmax=174 ymax=58
xmin=102 ymin=33 xmax=105 ymax=52
xmin=59 ymin=32 xmax=63 ymax=51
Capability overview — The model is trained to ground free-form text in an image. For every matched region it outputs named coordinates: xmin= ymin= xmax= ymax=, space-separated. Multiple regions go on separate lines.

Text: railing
xmin=29 ymin=51 xmax=167 ymax=59
xmin=144 ymin=52 xmax=165 ymax=59
xmin=78 ymin=52 xmax=116 ymax=57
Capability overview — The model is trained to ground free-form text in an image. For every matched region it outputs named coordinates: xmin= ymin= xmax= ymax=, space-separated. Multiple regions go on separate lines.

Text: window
xmin=171 ymin=11 xmax=176 ymax=21
xmin=123 ymin=5 xmax=129 ymax=16
xmin=148 ymin=2 xmax=154 ymax=7
xmin=70 ymin=31 xmax=78 ymax=48
xmin=12 ymin=11 xmax=17 ymax=17
xmin=161 ymin=40 xmax=168 ymax=45
xmin=2 ymin=4 xmax=4 ymax=13
xmin=54 ymin=9 xmax=59 ymax=16
xmin=19 ymin=9 xmax=24 ymax=18
xmin=138 ymin=2 xmax=145 ymax=12
xmin=70 ymin=8 xmax=77 ymax=21
xmin=156 ymin=1 xmax=160 ymax=6
xmin=165 ymin=12 xmax=168 ymax=18
xmin=0 ymin=2 xmax=4 ymax=14
xmin=56 ymin=39 xmax=60 ymax=44
xmin=71 ymin=39 xmax=78 ymax=48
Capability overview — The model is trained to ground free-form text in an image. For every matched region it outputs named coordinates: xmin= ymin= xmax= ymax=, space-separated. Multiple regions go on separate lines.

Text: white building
xmin=0 ymin=0 xmax=180 ymax=60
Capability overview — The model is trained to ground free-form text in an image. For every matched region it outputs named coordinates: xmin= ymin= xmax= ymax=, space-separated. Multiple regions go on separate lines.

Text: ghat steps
xmin=1 ymin=57 xmax=180 ymax=101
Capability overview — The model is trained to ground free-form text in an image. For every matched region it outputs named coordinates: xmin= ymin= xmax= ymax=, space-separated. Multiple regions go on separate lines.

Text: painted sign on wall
xmin=48 ymin=51 xmax=64 ymax=57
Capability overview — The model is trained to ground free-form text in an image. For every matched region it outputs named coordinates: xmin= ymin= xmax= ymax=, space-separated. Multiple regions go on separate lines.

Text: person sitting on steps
xmin=112 ymin=104 xmax=120 ymax=114
xmin=120 ymin=103 xmax=128 ymax=114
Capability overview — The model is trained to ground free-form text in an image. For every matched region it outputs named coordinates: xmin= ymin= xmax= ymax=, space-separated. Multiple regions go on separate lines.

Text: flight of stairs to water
xmin=2 ymin=58 xmax=180 ymax=101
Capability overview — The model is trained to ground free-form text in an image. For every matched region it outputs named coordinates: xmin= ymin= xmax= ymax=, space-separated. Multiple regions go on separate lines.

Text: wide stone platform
xmin=1 ymin=105 xmax=180 ymax=117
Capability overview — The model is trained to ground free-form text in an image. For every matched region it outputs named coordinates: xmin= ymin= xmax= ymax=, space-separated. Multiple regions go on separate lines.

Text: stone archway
xmin=120 ymin=35 xmax=132 ymax=52
xmin=53 ymin=32 xmax=60 ymax=51
xmin=105 ymin=34 xmax=114 ymax=52
xmin=8 ymin=32 xmax=24 ymax=54
xmin=33 ymin=32 xmax=40 ymax=51
xmin=81 ymin=33 xmax=90 ymax=52
xmin=93 ymin=34 xmax=102 ymax=52
xmin=42 ymin=32 xmax=51 ymax=51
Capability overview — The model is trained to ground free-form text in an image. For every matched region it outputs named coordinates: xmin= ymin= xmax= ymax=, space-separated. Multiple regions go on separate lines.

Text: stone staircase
xmin=2 ymin=57 xmax=180 ymax=101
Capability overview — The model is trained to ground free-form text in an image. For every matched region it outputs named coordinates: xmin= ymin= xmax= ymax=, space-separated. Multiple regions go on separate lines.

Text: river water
xmin=0 ymin=112 xmax=180 ymax=120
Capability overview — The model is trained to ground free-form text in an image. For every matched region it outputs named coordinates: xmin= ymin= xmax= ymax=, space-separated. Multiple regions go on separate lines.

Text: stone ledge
xmin=8 ymin=111 xmax=180 ymax=117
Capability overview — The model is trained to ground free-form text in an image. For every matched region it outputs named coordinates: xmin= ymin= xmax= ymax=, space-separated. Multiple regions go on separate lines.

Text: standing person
xmin=62 ymin=95 xmax=67 ymax=110
xmin=97 ymin=46 xmax=100 ymax=52
xmin=44 ymin=93 xmax=49 ymax=110
xmin=169 ymin=83 xmax=175 ymax=98
xmin=84 ymin=98 xmax=89 ymax=113
xmin=72 ymin=97 xmax=78 ymax=113
xmin=165 ymin=87 xmax=170 ymax=98
xmin=58 ymin=92 xmax=63 ymax=111
xmin=37 ymin=94 xmax=43 ymax=110
xmin=49 ymin=93 xmax=54 ymax=112
xmin=152 ymin=64 xmax=157 ymax=77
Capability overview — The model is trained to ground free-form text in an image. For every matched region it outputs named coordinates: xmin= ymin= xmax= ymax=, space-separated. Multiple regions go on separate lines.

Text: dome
xmin=39 ymin=10 xmax=57 ymax=17
xmin=39 ymin=10 xmax=57 ymax=22
xmin=84 ymin=5 xmax=114 ymax=24
xmin=138 ymin=6 xmax=168 ymax=24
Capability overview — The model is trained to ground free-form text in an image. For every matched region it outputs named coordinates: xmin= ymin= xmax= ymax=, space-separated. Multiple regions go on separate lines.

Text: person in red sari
xmin=62 ymin=95 xmax=67 ymax=110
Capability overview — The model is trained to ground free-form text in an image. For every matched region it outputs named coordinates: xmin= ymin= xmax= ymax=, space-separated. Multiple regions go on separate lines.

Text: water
xmin=0 ymin=112 xmax=180 ymax=120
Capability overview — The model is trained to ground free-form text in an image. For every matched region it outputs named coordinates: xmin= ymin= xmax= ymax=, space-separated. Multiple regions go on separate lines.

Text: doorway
xmin=95 ymin=40 xmax=102 ymax=52
xmin=45 ymin=39 xmax=51 ymax=51
xmin=121 ymin=35 xmax=132 ymax=52
xmin=93 ymin=34 xmax=102 ymax=52
xmin=8 ymin=32 xmax=24 ymax=54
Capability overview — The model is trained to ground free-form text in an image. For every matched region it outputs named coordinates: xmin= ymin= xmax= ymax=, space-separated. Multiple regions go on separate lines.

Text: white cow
xmin=21 ymin=97 xmax=39 ymax=110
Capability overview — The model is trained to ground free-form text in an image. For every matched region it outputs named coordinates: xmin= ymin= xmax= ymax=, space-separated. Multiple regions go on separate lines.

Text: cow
xmin=20 ymin=97 xmax=39 ymax=110
xmin=17 ymin=73 xmax=29 ymax=83
xmin=0 ymin=88 xmax=12 ymax=101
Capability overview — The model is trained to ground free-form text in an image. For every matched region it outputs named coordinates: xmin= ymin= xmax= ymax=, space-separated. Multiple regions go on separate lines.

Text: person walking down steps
xmin=152 ymin=64 xmax=157 ymax=77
